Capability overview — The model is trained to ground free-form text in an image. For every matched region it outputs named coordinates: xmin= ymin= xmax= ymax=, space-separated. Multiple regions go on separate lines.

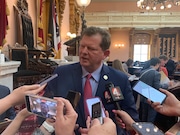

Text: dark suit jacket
xmin=45 ymin=62 xmax=139 ymax=134
xmin=0 ymin=85 xmax=16 ymax=120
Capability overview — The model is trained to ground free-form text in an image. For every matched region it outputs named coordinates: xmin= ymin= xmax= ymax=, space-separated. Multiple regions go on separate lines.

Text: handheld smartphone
xmin=66 ymin=90 xmax=81 ymax=109
xmin=132 ymin=122 xmax=164 ymax=135
xmin=25 ymin=94 xmax=57 ymax=119
xmin=86 ymin=97 xmax=106 ymax=124
xmin=133 ymin=80 xmax=167 ymax=104
xmin=37 ymin=74 xmax=58 ymax=86
xmin=0 ymin=120 xmax=12 ymax=133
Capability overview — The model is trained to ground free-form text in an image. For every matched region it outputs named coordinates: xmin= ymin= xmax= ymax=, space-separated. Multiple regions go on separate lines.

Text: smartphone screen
xmin=132 ymin=122 xmax=164 ymax=135
xmin=66 ymin=90 xmax=81 ymax=109
xmin=86 ymin=97 xmax=106 ymax=119
xmin=25 ymin=94 xmax=57 ymax=119
xmin=133 ymin=80 xmax=166 ymax=104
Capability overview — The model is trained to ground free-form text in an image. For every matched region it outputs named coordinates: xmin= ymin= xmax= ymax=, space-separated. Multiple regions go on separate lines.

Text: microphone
xmin=105 ymin=82 xmax=124 ymax=110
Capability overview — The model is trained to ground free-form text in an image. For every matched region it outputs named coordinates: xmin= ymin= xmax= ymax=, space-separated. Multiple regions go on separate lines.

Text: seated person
xmin=0 ymin=85 xmax=16 ymax=120
xmin=122 ymin=58 xmax=134 ymax=74
xmin=112 ymin=59 xmax=131 ymax=77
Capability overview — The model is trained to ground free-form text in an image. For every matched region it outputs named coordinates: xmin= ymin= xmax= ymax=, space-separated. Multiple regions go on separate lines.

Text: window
xmin=133 ymin=44 xmax=150 ymax=62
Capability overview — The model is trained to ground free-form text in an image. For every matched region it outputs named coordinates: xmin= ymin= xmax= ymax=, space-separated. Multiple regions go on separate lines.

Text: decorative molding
xmin=85 ymin=12 xmax=180 ymax=29
xmin=57 ymin=0 xmax=66 ymax=27
xmin=69 ymin=0 xmax=80 ymax=34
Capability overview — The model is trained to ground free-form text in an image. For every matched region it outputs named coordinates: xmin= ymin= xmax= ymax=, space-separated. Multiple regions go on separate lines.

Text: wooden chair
xmin=28 ymin=49 xmax=58 ymax=75
xmin=8 ymin=43 xmax=43 ymax=89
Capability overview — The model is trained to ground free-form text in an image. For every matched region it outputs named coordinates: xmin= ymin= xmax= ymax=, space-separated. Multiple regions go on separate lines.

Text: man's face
xmin=155 ymin=63 xmax=160 ymax=70
xmin=160 ymin=59 xmax=168 ymax=67
xmin=40 ymin=103 xmax=49 ymax=113
xmin=79 ymin=34 xmax=109 ymax=72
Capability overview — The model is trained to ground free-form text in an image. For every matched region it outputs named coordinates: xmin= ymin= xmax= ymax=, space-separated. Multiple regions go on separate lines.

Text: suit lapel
xmin=96 ymin=65 xmax=110 ymax=97
xmin=72 ymin=63 xmax=83 ymax=93
xmin=71 ymin=63 xmax=86 ymax=122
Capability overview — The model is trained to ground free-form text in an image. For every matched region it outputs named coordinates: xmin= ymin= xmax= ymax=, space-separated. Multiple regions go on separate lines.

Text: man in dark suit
xmin=0 ymin=85 xmax=16 ymax=120
xmin=45 ymin=26 xmax=139 ymax=134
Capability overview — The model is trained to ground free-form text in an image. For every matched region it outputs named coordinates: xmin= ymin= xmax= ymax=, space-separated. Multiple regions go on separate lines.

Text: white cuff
xmin=42 ymin=121 xmax=55 ymax=133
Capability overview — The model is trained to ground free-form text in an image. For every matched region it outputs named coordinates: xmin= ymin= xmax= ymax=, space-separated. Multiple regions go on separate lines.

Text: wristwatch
xmin=42 ymin=121 xmax=55 ymax=133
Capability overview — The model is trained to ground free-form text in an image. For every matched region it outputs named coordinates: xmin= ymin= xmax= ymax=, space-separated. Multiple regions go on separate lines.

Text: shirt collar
xmin=82 ymin=63 xmax=103 ymax=82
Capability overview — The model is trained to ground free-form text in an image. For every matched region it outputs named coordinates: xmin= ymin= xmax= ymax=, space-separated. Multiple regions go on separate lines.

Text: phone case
xmin=132 ymin=122 xmax=164 ymax=135
xmin=25 ymin=94 xmax=57 ymax=119
xmin=66 ymin=90 xmax=81 ymax=109
xmin=0 ymin=120 xmax=12 ymax=133
xmin=86 ymin=97 xmax=106 ymax=118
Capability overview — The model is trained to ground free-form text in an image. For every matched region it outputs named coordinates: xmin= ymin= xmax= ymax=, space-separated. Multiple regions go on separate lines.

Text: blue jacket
xmin=0 ymin=85 xmax=16 ymax=120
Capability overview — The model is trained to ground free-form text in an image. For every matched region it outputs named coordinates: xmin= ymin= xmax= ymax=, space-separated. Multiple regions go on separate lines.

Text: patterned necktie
xmin=84 ymin=74 xmax=92 ymax=119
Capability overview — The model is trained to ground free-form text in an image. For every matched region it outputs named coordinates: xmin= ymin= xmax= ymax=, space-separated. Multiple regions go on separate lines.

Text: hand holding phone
xmin=86 ymin=97 xmax=106 ymax=124
xmin=133 ymin=80 xmax=167 ymax=104
xmin=25 ymin=90 xmax=81 ymax=118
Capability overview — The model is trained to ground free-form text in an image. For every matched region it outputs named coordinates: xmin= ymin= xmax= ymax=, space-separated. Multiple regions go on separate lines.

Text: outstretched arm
xmin=0 ymin=84 xmax=46 ymax=115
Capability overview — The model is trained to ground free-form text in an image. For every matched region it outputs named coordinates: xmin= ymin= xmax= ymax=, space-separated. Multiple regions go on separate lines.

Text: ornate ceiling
xmin=84 ymin=0 xmax=180 ymax=29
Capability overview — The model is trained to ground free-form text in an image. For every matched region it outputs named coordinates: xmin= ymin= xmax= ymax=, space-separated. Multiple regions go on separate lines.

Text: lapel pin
xmin=103 ymin=75 xmax=108 ymax=80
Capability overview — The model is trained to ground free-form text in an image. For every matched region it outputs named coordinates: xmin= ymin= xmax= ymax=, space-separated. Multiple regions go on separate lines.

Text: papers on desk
xmin=160 ymin=71 xmax=170 ymax=84
xmin=129 ymin=75 xmax=139 ymax=81
xmin=159 ymin=71 xmax=180 ymax=91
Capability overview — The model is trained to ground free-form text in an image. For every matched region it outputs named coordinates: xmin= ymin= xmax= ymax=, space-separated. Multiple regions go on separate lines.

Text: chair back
xmin=9 ymin=43 xmax=28 ymax=70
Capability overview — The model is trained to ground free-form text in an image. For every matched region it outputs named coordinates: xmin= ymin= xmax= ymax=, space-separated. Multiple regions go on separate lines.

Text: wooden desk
xmin=128 ymin=66 xmax=142 ymax=77
xmin=0 ymin=61 xmax=21 ymax=91
xmin=172 ymin=72 xmax=180 ymax=80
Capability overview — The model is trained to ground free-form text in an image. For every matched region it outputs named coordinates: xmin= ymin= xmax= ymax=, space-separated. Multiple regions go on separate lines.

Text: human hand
xmin=54 ymin=97 xmax=78 ymax=135
xmin=8 ymin=84 xmax=46 ymax=106
xmin=112 ymin=109 xmax=135 ymax=131
xmin=148 ymin=88 xmax=180 ymax=116
xmin=16 ymin=108 xmax=32 ymax=120
xmin=165 ymin=131 xmax=176 ymax=135
xmin=79 ymin=116 xmax=91 ymax=135
xmin=80 ymin=110 xmax=109 ymax=135
xmin=88 ymin=117 xmax=117 ymax=135
xmin=168 ymin=81 xmax=174 ymax=87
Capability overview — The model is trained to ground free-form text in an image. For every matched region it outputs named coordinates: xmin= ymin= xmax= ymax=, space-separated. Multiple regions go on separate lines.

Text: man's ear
xmin=103 ymin=50 xmax=110 ymax=59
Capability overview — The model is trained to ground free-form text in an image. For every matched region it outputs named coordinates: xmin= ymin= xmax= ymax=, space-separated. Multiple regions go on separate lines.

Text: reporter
xmin=0 ymin=84 xmax=46 ymax=115
xmin=148 ymin=88 xmax=180 ymax=117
